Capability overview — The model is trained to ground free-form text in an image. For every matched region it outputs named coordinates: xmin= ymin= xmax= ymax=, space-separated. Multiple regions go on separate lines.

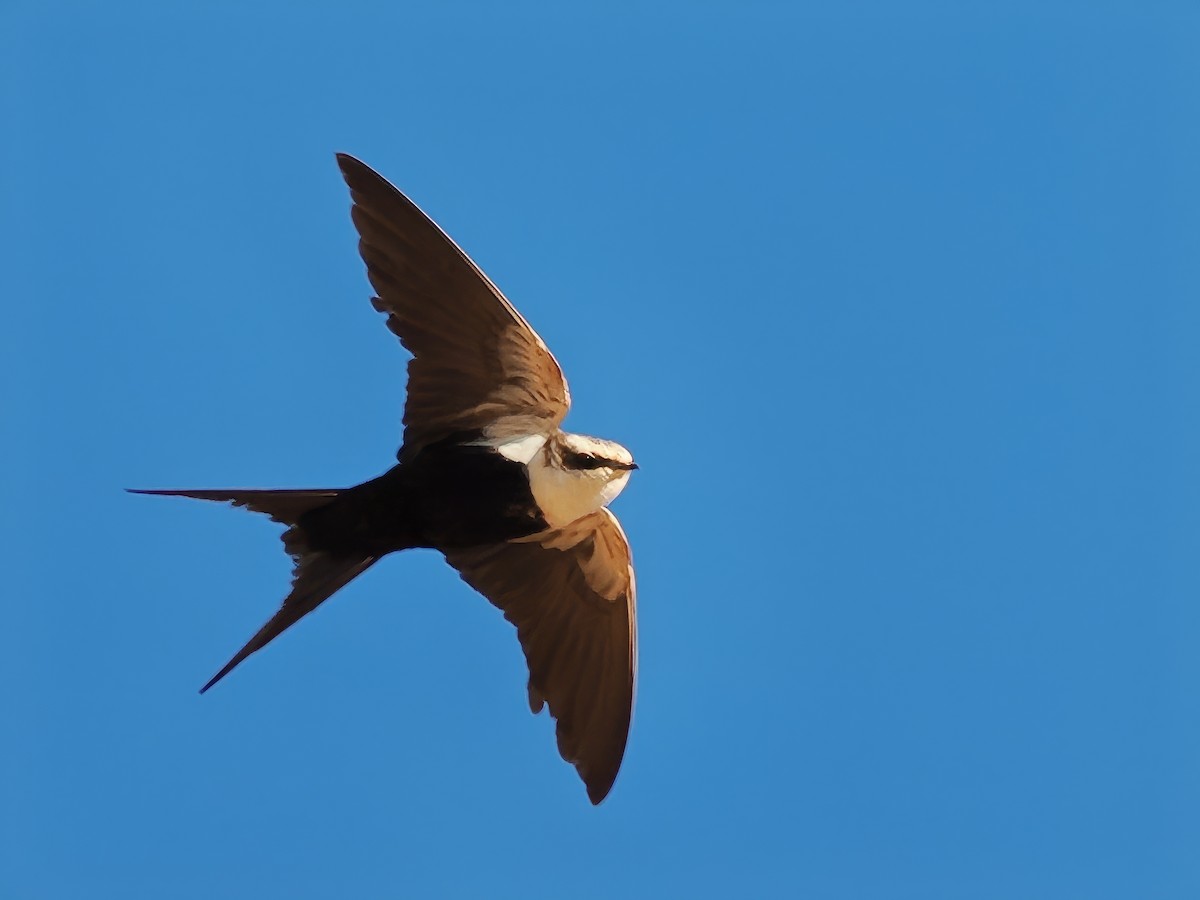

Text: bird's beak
xmin=621 ymin=462 xmax=639 ymax=471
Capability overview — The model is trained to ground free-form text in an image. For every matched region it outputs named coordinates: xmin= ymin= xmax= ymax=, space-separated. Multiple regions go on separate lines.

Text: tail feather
xmin=199 ymin=554 xmax=378 ymax=693
xmin=129 ymin=487 xmax=378 ymax=692
xmin=126 ymin=488 xmax=340 ymax=526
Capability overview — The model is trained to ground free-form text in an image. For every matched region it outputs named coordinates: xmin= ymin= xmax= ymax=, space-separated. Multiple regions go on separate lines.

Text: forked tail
xmin=127 ymin=487 xmax=340 ymax=525
xmin=128 ymin=487 xmax=378 ymax=692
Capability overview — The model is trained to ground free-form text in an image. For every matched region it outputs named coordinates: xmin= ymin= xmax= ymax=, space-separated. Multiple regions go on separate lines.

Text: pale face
xmin=527 ymin=433 xmax=637 ymax=528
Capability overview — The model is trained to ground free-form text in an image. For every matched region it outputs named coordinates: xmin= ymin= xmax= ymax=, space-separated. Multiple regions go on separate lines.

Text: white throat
xmin=528 ymin=453 xmax=630 ymax=527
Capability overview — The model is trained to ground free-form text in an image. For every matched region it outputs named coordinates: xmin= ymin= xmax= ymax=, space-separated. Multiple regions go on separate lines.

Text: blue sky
xmin=4 ymin=3 xmax=1199 ymax=897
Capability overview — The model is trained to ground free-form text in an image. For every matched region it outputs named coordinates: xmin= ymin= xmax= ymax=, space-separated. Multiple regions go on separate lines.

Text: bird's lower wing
xmin=442 ymin=509 xmax=637 ymax=804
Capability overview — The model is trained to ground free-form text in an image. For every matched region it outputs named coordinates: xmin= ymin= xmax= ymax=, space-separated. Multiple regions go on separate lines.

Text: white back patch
xmin=493 ymin=433 xmax=548 ymax=464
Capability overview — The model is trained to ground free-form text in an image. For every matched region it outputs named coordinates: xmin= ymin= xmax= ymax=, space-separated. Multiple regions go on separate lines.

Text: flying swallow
xmin=133 ymin=155 xmax=638 ymax=804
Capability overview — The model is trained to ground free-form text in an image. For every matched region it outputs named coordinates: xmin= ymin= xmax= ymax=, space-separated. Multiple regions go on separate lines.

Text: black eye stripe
xmin=566 ymin=452 xmax=609 ymax=469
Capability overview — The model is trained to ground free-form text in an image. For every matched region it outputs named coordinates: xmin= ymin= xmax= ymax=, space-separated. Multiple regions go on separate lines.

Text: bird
xmin=131 ymin=154 xmax=639 ymax=805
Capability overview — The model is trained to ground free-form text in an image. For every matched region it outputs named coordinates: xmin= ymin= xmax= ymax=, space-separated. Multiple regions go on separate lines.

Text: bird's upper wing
xmin=442 ymin=509 xmax=637 ymax=804
xmin=336 ymin=154 xmax=571 ymax=462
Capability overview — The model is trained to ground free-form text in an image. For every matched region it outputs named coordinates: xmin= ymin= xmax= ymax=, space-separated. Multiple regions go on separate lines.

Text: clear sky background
xmin=4 ymin=3 xmax=1199 ymax=897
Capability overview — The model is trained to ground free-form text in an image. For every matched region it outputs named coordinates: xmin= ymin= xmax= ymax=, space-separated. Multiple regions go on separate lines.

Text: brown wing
xmin=443 ymin=509 xmax=637 ymax=804
xmin=336 ymin=154 xmax=571 ymax=462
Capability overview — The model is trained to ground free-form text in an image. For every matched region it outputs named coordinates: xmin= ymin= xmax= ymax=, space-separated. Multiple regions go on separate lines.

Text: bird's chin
xmin=600 ymin=471 xmax=631 ymax=507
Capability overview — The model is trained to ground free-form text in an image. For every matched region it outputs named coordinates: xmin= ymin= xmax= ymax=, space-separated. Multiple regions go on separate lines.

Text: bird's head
xmin=525 ymin=433 xmax=637 ymax=527
xmin=558 ymin=433 xmax=638 ymax=481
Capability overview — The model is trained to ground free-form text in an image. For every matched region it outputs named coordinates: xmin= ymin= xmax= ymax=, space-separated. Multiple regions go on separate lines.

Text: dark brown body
xmin=301 ymin=437 xmax=549 ymax=557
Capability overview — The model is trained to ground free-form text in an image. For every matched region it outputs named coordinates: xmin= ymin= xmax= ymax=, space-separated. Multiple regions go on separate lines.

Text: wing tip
xmin=585 ymin=774 xmax=617 ymax=805
xmin=335 ymin=152 xmax=380 ymax=190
